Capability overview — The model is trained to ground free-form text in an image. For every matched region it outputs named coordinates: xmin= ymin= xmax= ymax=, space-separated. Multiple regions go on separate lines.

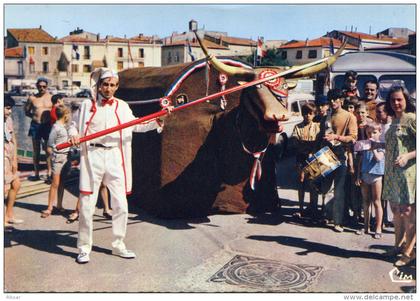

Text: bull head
xmin=194 ymin=31 xmax=346 ymax=133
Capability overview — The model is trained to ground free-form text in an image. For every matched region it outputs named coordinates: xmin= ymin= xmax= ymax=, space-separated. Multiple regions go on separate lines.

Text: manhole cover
xmin=209 ymin=255 xmax=322 ymax=292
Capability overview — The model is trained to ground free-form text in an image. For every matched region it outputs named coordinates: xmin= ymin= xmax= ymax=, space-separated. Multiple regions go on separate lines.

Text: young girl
xmin=41 ymin=105 xmax=76 ymax=218
xmin=355 ymin=122 xmax=385 ymax=238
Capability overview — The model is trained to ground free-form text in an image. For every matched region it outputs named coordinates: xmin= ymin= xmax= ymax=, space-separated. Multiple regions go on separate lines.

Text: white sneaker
xmin=76 ymin=252 xmax=90 ymax=264
xmin=112 ymin=248 xmax=136 ymax=259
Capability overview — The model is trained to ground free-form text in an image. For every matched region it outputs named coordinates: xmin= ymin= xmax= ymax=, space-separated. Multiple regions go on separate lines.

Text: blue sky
xmin=4 ymin=4 xmax=416 ymax=41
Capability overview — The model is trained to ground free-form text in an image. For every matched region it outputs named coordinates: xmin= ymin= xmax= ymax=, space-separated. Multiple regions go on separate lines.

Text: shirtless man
xmin=24 ymin=77 xmax=53 ymax=181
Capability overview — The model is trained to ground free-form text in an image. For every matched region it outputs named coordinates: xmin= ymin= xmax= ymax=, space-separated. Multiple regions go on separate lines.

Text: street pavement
xmin=3 ymin=156 xmax=416 ymax=294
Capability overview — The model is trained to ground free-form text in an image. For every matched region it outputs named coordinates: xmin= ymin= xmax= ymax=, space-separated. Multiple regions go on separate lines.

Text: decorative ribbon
xmin=242 ymin=143 xmax=268 ymax=191
xmin=218 ymin=73 xmax=228 ymax=110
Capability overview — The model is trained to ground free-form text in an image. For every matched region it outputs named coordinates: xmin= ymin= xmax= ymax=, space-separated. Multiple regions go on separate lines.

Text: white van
xmin=316 ymin=51 xmax=416 ymax=99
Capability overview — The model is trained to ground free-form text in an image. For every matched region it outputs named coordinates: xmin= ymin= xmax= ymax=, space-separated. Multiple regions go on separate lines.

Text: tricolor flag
xmin=72 ymin=44 xmax=80 ymax=60
xmin=256 ymin=37 xmax=266 ymax=58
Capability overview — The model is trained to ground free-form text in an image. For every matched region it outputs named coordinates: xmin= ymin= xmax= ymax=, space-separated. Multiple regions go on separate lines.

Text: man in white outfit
xmin=70 ymin=68 xmax=170 ymax=264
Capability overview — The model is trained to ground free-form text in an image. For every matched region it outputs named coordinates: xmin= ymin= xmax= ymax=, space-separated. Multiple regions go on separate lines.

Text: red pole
xmin=55 ymin=68 xmax=299 ymax=151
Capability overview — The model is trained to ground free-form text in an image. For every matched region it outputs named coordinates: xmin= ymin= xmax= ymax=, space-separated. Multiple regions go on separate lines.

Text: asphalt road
xmin=3 ymin=155 xmax=416 ymax=294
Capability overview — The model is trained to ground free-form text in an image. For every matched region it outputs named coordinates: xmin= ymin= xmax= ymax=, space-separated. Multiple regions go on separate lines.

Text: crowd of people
xmin=289 ymin=71 xmax=416 ymax=267
xmin=4 ymin=69 xmax=416 ymax=267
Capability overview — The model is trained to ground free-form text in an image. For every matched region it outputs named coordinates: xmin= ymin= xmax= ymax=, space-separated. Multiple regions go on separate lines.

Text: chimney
xmin=39 ymin=25 xmax=42 ymax=29
xmin=189 ymin=19 xmax=198 ymax=32
xmin=97 ymin=33 xmax=100 ymax=41
xmin=305 ymin=38 xmax=308 ymax=46
xmin=351 ymin=25 xmax=353 ymax=32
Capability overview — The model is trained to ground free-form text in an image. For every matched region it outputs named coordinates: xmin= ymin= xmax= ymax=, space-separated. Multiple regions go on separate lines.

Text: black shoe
xmin=44 ymin=175 xmax=52 ymax=185
xmin=28 ymin=175 xmax=41 ymax=181
xmin=103 ymin=211 xmax=112 ymax=219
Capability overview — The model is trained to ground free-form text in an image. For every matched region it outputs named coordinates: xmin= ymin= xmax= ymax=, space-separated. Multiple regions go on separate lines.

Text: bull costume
xmin=75 ymin=68 xmax=164 ymax=264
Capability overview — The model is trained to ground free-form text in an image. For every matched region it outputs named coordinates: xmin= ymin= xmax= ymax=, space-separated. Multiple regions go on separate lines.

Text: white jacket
xmin=77 ymin=97 xmax=162 ymax=195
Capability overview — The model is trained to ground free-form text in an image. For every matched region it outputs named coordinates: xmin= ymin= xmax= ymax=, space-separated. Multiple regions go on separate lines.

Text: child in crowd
xmin=355 ymin=122 xmax=385 ymax=238
xmin=290 ymin=103 xmax=320 ymax=219
xmin=50 ymin=94 xmax=65 ymax=125
xmin=355 ymin=102 xmax=372 ymax=141
xmin=41 ymin=105 xmax=77 ymax=218
xmin=342 ymin=70 xmax=360 ymax=98
xmin=344 ymin=96 xmax=359 ymax=115
xmin=4 ymin=96 xmax=23 ymax=227
xmin=343 ymin=96 xmax=360 ymax=228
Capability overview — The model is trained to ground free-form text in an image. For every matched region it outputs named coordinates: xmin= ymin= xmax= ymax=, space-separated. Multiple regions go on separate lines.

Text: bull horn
xmin=285 ymin=39 xmax=348 ymax=78
xmin=193 ymin=31 xmax=255 ymax=79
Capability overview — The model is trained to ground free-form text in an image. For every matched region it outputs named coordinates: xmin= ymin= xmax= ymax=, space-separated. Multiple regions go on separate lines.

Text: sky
xmin=3 ymin=3 xmax=416 ymax=41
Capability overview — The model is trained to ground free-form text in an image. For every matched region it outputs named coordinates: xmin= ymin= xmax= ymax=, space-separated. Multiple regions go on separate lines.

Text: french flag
xmin=72 ymin=44 xmax=80 ymax=60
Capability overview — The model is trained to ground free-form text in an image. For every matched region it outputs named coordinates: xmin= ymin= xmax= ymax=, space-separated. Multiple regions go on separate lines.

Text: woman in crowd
xmin=382 ymin=86 xmax=416 ymax=267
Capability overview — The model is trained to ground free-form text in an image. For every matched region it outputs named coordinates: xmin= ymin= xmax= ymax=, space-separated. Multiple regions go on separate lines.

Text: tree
xmin=246 ymin=48 xmax=289 ymax=67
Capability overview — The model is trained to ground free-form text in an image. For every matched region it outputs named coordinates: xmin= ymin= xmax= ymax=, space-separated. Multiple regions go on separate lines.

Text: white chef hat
xmin=90 ymin=67 xmax=119 ymax=100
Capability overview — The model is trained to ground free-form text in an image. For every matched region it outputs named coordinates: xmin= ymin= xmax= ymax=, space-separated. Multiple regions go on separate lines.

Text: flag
xmin=256 ymin=37 xmax=264 ymax=57
xmin=329 ymin=38 xmax=335 ymax=55
xmin=187 ymin=39 xmax=195 ymax=61
xmin=72 ymin=44 xmax=80 ymax=60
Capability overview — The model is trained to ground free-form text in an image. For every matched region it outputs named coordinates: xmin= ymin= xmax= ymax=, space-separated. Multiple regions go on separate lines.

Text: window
xmin=296 ymin=50 xmax=302 ymax=59
xmin=28 ymin=46 xmax=35 ymax=55
xmin=139 ymin=48 xmax=144 ymax=58
xmin=71 ymin=64 xmax=79 ymax=73
xmin=18 ymin=61 xmax=23 ymax=76
xmin=117 ymin=61 xmax=124 ymax=70
xmin=379 ymin=75 xmax=416 ymax=99
xmin=281 ymin=51 xmax=287 ymax=60
xmin=62 ymin=80 xmax=69 ymax=88
xmin=174 ymin=52 xmax=180 ymax=62
xmin=308 ymin=50 xmax=317 ymax=59
xmin=138 ymin=62 xmax=144 ymax=67
xmin=42 ymin=62 xmax=49 ymax=73
xmin=118 ymin=48 xmax=123 ymax=57
xmin=83 ymin=64 xmax=92 ymax=73
xmin=84 ymin=46 xmax=90 ymax=59
xmin=29 ymin=62 xmax=35 ymax=73
xmin=42 ymin=47 xmax=48 ymax=55
xmin=167 ymin=52 xmax=172 ymax=64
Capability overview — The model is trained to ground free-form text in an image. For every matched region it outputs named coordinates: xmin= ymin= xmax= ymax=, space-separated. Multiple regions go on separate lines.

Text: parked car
xmin=76 ymin=89 xmax=92 ymax=98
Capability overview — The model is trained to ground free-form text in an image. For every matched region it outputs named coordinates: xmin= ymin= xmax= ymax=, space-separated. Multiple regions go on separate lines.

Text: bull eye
xmin=282 ymin=83 xmax=288 ymax=89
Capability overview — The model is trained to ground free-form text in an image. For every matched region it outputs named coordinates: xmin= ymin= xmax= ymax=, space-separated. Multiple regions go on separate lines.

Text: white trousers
xmin=77 ymin=147 xmax=128 ymax=254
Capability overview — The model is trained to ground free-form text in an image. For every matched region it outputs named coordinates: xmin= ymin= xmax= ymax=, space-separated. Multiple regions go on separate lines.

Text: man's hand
xmin=324 ymin=133 xmax=338 ymax=142
xmin=355 ymin=177 xmax=362 ymax=186
xmin=69 ymin=135 xmax=80 ymax=147
xmin=12 ymin=160 xmax=18 ymax=174
xmin=157 ymin=106 xmax=175 ymax=123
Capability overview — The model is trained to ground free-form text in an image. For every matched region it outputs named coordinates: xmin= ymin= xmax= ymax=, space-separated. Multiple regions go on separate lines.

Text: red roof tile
xmin=8 ymin=28 xmax=58 ymax=43
xmin=338 ymin=31 xmax=407 ymax=44
xmin=220 ymin=36 xmax=257 ymax=46
xmin=278 ymin=37 xmax=358 ymax=49
xmin=5 ymin=46 xmax=24 ymax=58
xmin=58 ymin=36 xmax=101 ymax=43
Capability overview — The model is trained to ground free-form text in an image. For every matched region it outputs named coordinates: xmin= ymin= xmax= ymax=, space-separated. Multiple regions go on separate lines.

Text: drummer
xmin=323 ymin=89 xmax=358 ymax=233
xmin=290 ymin=103 xmax=320 ymax=220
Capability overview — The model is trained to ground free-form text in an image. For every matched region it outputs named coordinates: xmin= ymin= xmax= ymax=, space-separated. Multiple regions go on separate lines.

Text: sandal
xmin=374 ymin=232 xmax=382 ymax=239
xmin=67 ymin=212 xmax=79 ymax=223
xmin=41 ymin=209 xmax=52 ymax=218
xmin=394 ymin=254 xmax=414 ymax=267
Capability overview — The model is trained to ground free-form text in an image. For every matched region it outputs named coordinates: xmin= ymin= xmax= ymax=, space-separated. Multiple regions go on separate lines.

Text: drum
xmin=302 ymin=146 xmax=341 ymax=181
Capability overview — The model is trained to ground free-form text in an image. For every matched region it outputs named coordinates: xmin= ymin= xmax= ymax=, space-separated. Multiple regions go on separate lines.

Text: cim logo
xmin=389 ymin=267 xmax=414 ymax=283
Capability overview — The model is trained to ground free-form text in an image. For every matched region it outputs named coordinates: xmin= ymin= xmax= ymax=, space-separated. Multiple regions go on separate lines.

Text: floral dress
xmin=382 ymin=112 xmax=416 ymax=205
